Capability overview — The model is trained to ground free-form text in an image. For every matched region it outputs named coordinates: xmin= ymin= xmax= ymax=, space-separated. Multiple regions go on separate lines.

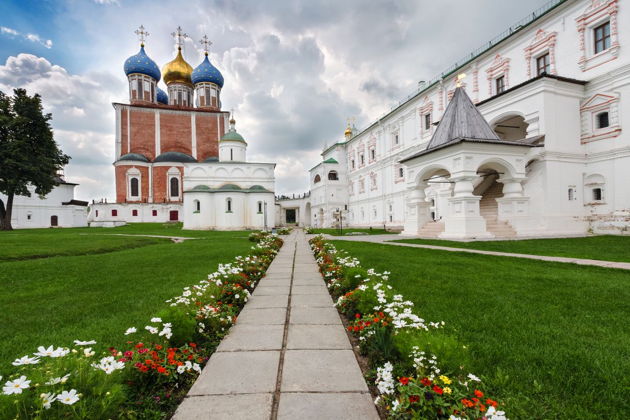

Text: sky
xmin=0 ymin=0 xmax=551 ymax=201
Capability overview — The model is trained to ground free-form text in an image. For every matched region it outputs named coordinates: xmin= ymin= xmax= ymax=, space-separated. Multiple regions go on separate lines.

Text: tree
xmin=0 ymin=89 xmax=70 ymax=230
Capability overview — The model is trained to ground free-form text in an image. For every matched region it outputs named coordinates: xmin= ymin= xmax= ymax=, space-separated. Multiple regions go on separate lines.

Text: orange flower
xmin=461 ymin=399 xmax=474 ymax=408
xmin=399 ymin=377 xmax=410 ymax=385
xmin=486 ymin=398 xmax=498 ymax=407
xmin=474 ymin=389 xmax=484 ymax=398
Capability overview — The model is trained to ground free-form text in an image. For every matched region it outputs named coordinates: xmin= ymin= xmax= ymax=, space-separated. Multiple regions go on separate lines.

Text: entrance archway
xmin=285 ymin=208 xmax=296 ymax=224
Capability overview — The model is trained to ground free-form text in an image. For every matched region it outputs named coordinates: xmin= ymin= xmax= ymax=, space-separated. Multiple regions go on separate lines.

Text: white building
xmin=303 ymin=0 xmax=630 ymax=238
xmin=1 ymin=176 xmax=88 ymax=229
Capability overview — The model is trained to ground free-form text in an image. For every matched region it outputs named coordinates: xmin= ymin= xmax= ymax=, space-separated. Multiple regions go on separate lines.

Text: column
xmin=402 ymin=186 xmax=431 ymax=236
xmin=496 ymin=177 xmax=529 ymax=228
xmin=442 ymin=176 xmax=492 ymax=239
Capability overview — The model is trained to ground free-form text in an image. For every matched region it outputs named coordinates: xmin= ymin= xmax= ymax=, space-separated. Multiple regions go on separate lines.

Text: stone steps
xmin=479 ymin=181 xmax=516 ymax=238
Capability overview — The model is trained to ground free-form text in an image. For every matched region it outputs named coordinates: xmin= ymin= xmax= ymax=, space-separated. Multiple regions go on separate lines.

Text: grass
xmin=0 ymin=224 xmax=254 ymax=365
xmin=331 ymin=240 xmax=630 ymax=419
xmin=310 ymin=227 xmax=390 ymax=236
xmin=392 ymin=235 xmax=630 ymax=263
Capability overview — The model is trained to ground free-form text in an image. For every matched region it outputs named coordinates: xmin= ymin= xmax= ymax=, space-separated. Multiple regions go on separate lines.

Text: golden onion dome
xmin=344 ymin=124 xmax=352 ymax=138
xmin=162 ymin=48 xmax=193 ymax=86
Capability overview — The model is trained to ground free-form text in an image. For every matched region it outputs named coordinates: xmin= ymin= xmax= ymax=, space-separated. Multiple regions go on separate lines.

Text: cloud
xmin=93 ymin=0 xmax=120 ymax=4
xmin=0 ymin=26 xmax=53 ymax=49
xmin=0 ymin=54 xmax=125 ymax=200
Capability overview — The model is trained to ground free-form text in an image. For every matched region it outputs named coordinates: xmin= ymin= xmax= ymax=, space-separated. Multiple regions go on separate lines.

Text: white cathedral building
xmin=286 ymin=0 xmax=630 ymax=238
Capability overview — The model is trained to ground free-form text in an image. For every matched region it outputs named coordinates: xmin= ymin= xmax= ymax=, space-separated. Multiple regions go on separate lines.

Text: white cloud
xmin=0 ymin=26 xmax=53 ymax=49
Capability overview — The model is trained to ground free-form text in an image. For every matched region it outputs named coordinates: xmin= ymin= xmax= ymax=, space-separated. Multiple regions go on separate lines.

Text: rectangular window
xmin=568 ymin=188 xmax=575 ymax=201
xmin=351 ymin=159 xmax=355 ymax=169
xmin=594 ymin=21 xmax=611 ymax=54
xmin=258 ymin=202 xmax=263 ymax=213
xmin=424 ymin=113 xmax=431 ymax=130
xmin=394 ymin=134 xmax=399 ymax=144
xmin=112 ymin=209 xmax=118 ymax=217
xmin=536 ymin=53 xmax=550 ymax=76
xmin=597 ymin=112 xmax=609 ymax=129
xmin=592 ymin=188 xmax=603 ymax=201
xmin=399 ymin=167 xmax=404 ymax=178
xmin=360 ymin=154 xmax=364 ymax=165
xmin=136 ymin=79 xmax=142 ymax=99
xmin=496 ymin=76 xmax=505 ymax=94
xmin=152 ymin=210 xmax=157 ymax=217
xmin=132 ymin=209 xmax=138 ymax=216
xmin=371 ymin=149 xmax=376 ymax=160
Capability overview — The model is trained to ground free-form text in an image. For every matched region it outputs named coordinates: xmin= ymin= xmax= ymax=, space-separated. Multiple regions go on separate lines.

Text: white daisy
xmin=12 ymin=355 xmax=40 ymax=366
xmin=3 ymin=376 xmax=31 ymax=395
xmin=57 ymin=389 xmax=80 ymax=405
xmin=124 ymin=327 xmax=137 ymax=335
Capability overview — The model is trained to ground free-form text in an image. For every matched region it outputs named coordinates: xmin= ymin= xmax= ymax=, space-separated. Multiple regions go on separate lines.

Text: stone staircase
xmin=479 ymin=181 xmax=517 ymax=238
xmin=418 ymin=220 xmax=445 ymax=238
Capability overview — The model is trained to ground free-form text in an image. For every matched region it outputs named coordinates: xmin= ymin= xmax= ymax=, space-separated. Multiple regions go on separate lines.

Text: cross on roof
xmin=135 ymin=25 xmax=149 ymax=46
xmin=200 ymin=35 xmax=213 ymax=55
xmin=171 ymin=26 xmax=188 ymax=49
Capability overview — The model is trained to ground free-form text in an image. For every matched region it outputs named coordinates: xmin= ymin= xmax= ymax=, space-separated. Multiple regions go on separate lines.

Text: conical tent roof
xmin=426 ymin=87 xmax=499 ymax=150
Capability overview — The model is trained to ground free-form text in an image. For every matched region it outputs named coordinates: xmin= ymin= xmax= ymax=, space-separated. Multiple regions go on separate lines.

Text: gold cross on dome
xmin=456 ymin=73 xmax=467 ymax=88
xmin=171 ymin=26 xmax=188 ymax=49
xmin=200 ymin=35 xmax=213 ymax=55
xmin=135 ymin=25 xmax=149 ymax=46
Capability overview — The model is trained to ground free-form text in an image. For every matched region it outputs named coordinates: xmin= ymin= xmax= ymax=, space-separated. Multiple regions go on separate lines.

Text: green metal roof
xmin=323 ymin=158 xmax=338 ymax=164
xmin=221 ymin=131 xmax=247 ymax=143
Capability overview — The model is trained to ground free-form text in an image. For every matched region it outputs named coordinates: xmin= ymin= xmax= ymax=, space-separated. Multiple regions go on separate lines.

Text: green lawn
xmin=310 ymin=228 xmax=390 ymax=236
xmin=392 ymin=235 xmax=630 ymax=263
xmin=0 ymin=224 xmax=253 ymax=365
xmin=332 ymin=241 xmax=630 ymax=419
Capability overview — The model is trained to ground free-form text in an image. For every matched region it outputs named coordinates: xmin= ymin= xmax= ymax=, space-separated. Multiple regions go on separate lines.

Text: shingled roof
xmin=426 ymin=87 xmax=500 ymax=150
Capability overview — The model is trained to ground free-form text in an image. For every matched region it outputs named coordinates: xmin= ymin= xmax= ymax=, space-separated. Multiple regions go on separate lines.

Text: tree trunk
xmin=0 ymin=193 xmax=14 ymax=230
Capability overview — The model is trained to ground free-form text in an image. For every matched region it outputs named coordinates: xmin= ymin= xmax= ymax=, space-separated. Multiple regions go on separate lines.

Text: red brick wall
xmin=152 ymin=166 xmax=183 ymax=203
xmin=115 ymin=165 xmax=150 ymax=203
xmin=120 ymin=109 xmax=128 ymax=157
xmin=130 ymin=109 xmax=156 ymax=160
xmin=196 ymin=113 xmax=221 ymax=161
xmin=160 ymin=113 xmax=192 ymax=156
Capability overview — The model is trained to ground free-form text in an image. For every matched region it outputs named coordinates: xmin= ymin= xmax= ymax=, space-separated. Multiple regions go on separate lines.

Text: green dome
xmin=218 ymin=183 xmax=243 ymax=191
xmin=191 ymin=184 xmax=212 ymax=191
xmin=221 ymin=131 xmax=246 ymax=143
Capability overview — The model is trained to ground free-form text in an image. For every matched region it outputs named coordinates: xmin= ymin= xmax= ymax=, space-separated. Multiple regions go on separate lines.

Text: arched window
xmin=328 ymin=171 xmax=338 ymax=181
xmin=314 ymin=174 xmax=321 ymax=183
xmin=130 ymin=177 xmax=139 ymax=197
xmin=193 ymin=199 xmax=200 ymax=212
xmin=226 ymin=198 xmax=232 ymax=212
xmin=257 ymin=201 xmax=263 ymax=213
xmin=170 ymin=177 xmax=179 ymax=198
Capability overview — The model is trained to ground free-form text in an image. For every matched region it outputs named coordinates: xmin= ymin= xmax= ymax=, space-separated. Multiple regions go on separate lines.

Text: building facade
xmin=304 ymin=0 xmax=630 ymax=237
xmin=1 ymin=175 xmax=88 ymax=229
xmin=89 ymin=27 xmax=276 ymax=230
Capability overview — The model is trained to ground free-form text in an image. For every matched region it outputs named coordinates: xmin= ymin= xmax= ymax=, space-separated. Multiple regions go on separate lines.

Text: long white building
xmin=300 ymin=0 xmax=630 ymax=238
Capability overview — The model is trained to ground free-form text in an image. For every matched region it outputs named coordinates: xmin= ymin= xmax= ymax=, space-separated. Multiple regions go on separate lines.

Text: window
xmin=130 ymin=177 xmax=139 ymax=197
xmin=150 ymin=83 xmax=155 ymax=102
xmin=536 ymin=53 xmax=550 ymax=76
xmin=95 ymin=210 xmax=98 ymax=217
xmin=136 ymin=79 xmax=142 ymax=99
xmin=170 ymin=177 xmax=179 ymax=198
xmin=132 ymin=209 xmax=138 ymax=216
xmin=594 ymin=22 xmax=611 ymax=54
xmin=496 ymin=76 xmax=505 ymax=94
xmin=596 ymin=112 xmax=609 ymax=129
xmin=360 ymin=153 xmax=365 ymax=165
xmin=226 ymin=198 xmax=232 ymax=212
xmin=394 ymin=134 xmax=399 ymax=145
xmin=424 ymin=113 xmax=431 ymax=130
xmin=371 ymin=149 xmax=376 ymax=161
xmin=328 ymin=171 xmax=338 ymax=181
xmin=230 ymin=149 xmax=233 ymax=161
xmin=351 ymin=159 xmax=355 ymax=169
xmin=399 ymin=167 xmax=404 ymax=178
xmin=27 ymin=213 xmax=32 ymax=220
xmin=257 ymin=201 xmax=263 ymax=213
xmin=194 ymin=199 xmax=200 ymax=212
xmin=568 ymin=188 xmax=575 ymax=201
xmin=592 ymin=188 xmax=603 ymax=201
xmin=152 ymin=210 xmax=157 ymax=217
xmin=112 ymin=209 xmax=118 ymax=217
xmin=314 ymin=174 xmax=321 ymax=183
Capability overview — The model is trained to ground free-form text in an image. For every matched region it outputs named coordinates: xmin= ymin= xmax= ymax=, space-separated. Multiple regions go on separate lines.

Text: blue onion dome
xmin=156 ymin=87 xmax=168 ymax=104
xmin=191 ymin=54 xmax=224 ymax=87
xmin=124 ymin=45 xmax=161 ymax=81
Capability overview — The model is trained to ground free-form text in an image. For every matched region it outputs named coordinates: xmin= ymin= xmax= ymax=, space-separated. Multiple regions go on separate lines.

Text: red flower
xmin=474 ymin=389 xmax=484 ymax=398
xmin=461 ymin=399 xmax=474 ymax=408
xmin=124 ymin=351 xmax=134 ymax=358
xmin=399 ymin=377 xmax=410 ymax=385
xmin=355 ymin=313 xmax=361 ymax=319
xmin=409 ymin=395 xmax=420 ymax=403
xmin=157 ymin=366 xmax=167 ymax=374
xmin=486 ymin=398 xmax=498 ymax=408
xmin=432 ymin=385 xmax=443 ymax=395
xmin=155 ymin=345 xmax=163 ymax=351
xmin=420 ymin=377 xmax=432 ymax=386
xmin=135 ymin=343 xmax=144 ymax=348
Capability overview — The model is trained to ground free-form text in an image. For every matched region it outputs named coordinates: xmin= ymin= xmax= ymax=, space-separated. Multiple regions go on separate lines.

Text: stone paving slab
xmin=292 ymin=278 xmax=325 ymax=286
xmin=188 ymin=351 xmax=280 ymax=395
xmin=291 ymin=285 xmax=330 ymax=295
xmin=286 ymin=324 xmax=351 ymax=350
xmin=277 ymin=393 xmax=379 ymax=420
xmin=252 ymin=285 xmax=291 ymax=296
xmin=289 ymin=306 xmax=342 ymax=325
xmin=174 ymin=393 xmax=273 ymax=420
xmin=237 ymin=307 xmax=287 ymax=325
xmin=247 ymin=294 xmax=289 ymax=308
xmin=290 ymin=293 xmax=333 ymax=307
xmin=217 ymin=324 xmax=284 ymax=352
xmin=281 ymin=350 xmax=369 ymax=392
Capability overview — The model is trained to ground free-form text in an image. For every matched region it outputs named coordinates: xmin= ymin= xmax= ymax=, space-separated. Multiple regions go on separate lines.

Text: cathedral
xmin=88 ymin=27 xmax=276 ymax=230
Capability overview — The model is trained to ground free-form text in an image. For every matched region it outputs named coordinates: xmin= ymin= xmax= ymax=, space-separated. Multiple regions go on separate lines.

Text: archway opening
xmin=492 ymin=115 xmax=528 ymax=141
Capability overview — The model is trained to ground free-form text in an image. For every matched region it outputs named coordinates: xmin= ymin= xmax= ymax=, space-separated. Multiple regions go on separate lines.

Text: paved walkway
xmin=174 ymin=231 xmax=379 ymax=420
xmin=325 ymin=234 xmax=630 ymax=270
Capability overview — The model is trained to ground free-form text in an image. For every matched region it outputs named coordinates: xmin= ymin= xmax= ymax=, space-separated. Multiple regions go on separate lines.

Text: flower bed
xmin=0 ymin=232 xmax=283 ymax=418
xmin=309 ymin=235 xmax=508 ymax=420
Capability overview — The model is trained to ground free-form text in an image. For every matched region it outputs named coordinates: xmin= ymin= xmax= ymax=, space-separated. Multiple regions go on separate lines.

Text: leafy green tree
xmin=0 ymin=89 xmax=70 ymax=230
